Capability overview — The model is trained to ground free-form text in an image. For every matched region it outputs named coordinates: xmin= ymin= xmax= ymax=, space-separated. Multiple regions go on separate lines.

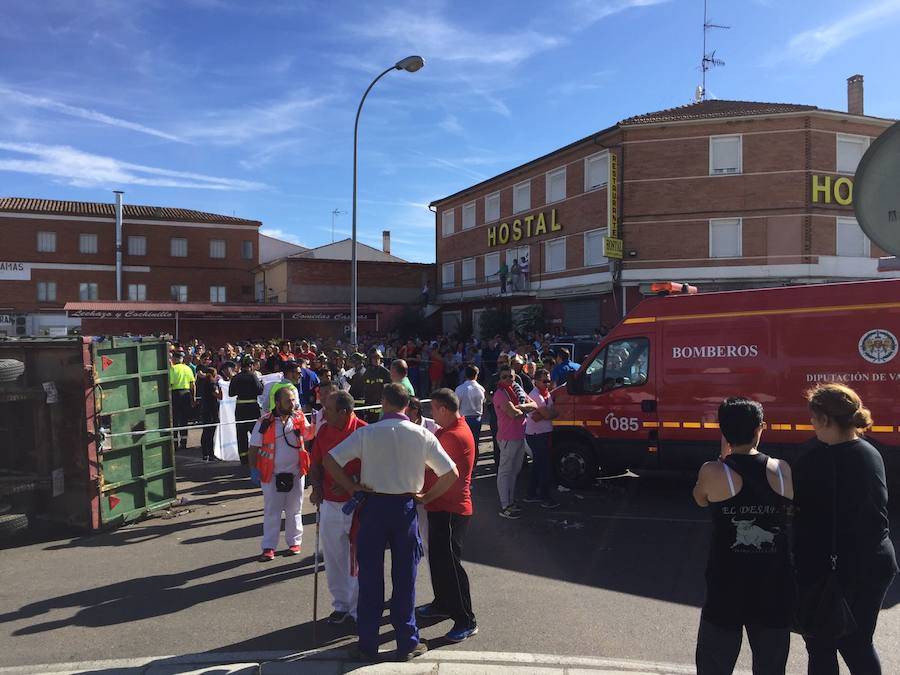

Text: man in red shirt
xmin=415 ymin=388 xmax=478 ymax=642
xmin=295 ymin=340 xmax=318 ymax=365
xmin=309 ymin=389 xmax=367 ymax=625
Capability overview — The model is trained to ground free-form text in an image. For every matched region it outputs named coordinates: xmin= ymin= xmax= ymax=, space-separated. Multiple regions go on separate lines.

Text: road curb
xmin=0 ymin=649 xmax=724 ymax=674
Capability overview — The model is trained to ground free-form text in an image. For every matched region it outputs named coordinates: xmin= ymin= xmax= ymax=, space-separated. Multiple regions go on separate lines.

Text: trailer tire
xmin=555 ymin=439 xmax=599 ymax=489
xmin=0 ymin=512 xmax=29 ymax=540
xmin=0 ymin=359 xmax=25 ymax=383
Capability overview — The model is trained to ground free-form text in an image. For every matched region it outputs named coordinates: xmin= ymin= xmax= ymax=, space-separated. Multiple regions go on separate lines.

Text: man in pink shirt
xmin=492 ymin=364 xmax=538 ymax=519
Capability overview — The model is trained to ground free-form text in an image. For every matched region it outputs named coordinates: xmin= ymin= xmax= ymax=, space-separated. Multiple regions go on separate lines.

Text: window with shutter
xmin=710 ymin=136 xmax=742 ymax=175
xmin=709 ymin=218 xmax=742 ymax=257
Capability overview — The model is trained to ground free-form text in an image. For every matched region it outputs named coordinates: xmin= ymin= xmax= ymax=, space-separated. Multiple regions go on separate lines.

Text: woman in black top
xmin=793 ymin=384 xmax=898 ymax=674
xmin=197 ymin=366 xmax=222 ymax=462
xmin=693 ymin=397 xmax=794 ymax=674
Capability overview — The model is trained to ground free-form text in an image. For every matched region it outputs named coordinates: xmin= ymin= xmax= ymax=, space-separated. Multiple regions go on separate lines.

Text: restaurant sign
xmin=291 ymin=312 xmax=374 ymax=321
xmin=68 ymin=310 xmax=175 ymax=319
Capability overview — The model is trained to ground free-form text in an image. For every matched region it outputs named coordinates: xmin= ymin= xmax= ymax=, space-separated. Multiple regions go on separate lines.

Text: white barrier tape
xmin=99 ymin=399 xmax=431 ymax=438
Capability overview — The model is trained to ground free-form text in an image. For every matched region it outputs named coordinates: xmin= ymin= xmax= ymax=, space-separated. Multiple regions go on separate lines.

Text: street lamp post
xmin=351 ymin=55 xmax=424 ymax=348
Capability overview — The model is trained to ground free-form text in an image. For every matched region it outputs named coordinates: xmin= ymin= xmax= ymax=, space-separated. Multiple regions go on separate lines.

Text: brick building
xmin=430 ymin=75 xmax=898 ymax=337
xmin=0 ymin=196 xmax=260 ymax=337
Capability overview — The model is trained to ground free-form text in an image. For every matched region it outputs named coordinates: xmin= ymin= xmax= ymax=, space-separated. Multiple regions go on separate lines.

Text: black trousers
xmin=235 ymin=403 xmax=260 ymax=465
xmin=803 ymin=573 xmax=895 ymax=675
xmin=200 ymin=408 xmax=218 ymax=460
xmin=171 ymin=390 xmax=192 ymax=446
xmin=427 ymin=511 xmax=475 ymax=631
xmin=696 ymin=619 xmax=790 ymax=675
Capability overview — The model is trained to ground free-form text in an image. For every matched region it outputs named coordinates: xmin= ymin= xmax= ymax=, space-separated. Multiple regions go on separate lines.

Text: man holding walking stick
xmin=308 ymin=390 xmax=367 ymax=626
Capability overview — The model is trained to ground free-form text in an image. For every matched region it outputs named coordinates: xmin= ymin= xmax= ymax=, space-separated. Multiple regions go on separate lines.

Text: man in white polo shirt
xmin=325 ymin=383 xmax=458 ymax=663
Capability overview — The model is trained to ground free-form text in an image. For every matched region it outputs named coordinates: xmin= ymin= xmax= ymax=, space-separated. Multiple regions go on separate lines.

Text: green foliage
xmin=478 ymin=307 xmax=513 ymax=340
xmin=516 ymin=305 xmax=545 ymax=334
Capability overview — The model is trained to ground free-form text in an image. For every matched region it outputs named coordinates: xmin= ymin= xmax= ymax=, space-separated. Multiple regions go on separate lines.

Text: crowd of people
xmin=166 ymin=333 xmax=896 ymax=672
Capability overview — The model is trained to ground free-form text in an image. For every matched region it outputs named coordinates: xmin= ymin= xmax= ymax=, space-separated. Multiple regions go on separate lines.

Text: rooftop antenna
xmin=698 ymin=0 xmax=729 ymax=102
xmin=331 ymin=208 xmax=346 ymax=243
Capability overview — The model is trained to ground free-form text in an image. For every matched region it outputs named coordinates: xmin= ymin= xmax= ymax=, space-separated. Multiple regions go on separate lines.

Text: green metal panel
xmin=93 ymin=338 xmax=176 ymax=526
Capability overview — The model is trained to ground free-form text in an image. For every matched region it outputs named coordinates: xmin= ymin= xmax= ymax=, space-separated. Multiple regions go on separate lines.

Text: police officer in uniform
xmin=169 ymin=351 xmax=196 ymax=450
xmin=228 ymin=354 xmax=263 ymax=465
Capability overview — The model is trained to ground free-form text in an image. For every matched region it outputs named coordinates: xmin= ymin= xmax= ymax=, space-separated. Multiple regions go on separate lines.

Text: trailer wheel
xmin=555 ymin=439 xmax=599 ymax=489
xmin=0 ymin=512 xmax=29 ymax=540
xmin=0 ymin=359 xmax=25 ymax=383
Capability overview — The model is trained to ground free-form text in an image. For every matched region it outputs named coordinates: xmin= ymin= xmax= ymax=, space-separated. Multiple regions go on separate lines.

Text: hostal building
xmin=430 ymin=75 xmax=897 ymax=337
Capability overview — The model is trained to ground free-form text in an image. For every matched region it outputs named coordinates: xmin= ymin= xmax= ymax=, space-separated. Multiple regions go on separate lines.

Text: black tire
xmin=0 ymin=512 xmax=29 ymax=540
xmin=555 ymin=439 xmax=599 ymax=489
xmin=0 ymin=359 xmax=25 ymax=383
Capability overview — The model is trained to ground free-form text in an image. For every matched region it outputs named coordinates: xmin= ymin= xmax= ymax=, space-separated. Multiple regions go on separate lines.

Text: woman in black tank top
xmin=693 ymin=398 xmax=794 ymax=675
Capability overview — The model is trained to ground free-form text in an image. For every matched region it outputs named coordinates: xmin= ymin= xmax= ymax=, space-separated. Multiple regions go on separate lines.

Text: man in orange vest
xmin=249 ymin=386 xmax=313 ymax=562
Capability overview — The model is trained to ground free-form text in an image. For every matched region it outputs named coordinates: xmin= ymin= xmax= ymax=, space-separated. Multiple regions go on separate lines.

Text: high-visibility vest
xmin=257 ymin=411 xmax=311 ymax=484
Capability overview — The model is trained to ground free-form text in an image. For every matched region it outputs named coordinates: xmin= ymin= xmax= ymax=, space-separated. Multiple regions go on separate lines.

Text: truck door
xmin=577 ymin=336 xmax=658 ymax=471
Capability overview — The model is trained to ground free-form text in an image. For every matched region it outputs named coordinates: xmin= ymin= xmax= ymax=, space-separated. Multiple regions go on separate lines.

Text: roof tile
xmin=0 ymin=197 xmax=260 ymax=225
xmin=620 ymin=100 xmax=818 ymax=125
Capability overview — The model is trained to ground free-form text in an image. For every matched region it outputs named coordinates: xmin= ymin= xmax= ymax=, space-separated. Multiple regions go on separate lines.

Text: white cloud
xmin=439 ymin=113 xmax=464 ymax=135
xmin=260 ymin=228 xmax=306 ymax=245
xmin=347 ymin=9 xmax=562 ymax=67
xmin=783 ymin=0 xmax=900 ymax=64
xmin=568 ymin=0 xmax=671 ymax=25
xmin=0 ymin=85 xmax=186 ymax=143
xmin=0 ymin=141 xmax=266 ymax=191
xmin=180 ymin=94 xmax=332 ymax=145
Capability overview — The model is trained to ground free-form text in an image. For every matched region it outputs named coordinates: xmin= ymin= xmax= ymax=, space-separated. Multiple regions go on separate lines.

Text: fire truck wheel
xmin=555 ymin=439 xmax=598 ymax=489
xmin=0 ymin=359 xmax=25 ymax=383
xmin=0 ymin=512 xmax=29 ymax=540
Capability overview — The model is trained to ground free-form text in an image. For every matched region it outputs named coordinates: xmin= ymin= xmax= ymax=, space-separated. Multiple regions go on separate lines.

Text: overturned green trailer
xmin=0 ymin=337 xmax=177 ymax=534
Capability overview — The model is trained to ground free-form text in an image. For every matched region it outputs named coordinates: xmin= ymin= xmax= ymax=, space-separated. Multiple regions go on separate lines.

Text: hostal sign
xmin=487 ymin=209 xmax=561 ymax=247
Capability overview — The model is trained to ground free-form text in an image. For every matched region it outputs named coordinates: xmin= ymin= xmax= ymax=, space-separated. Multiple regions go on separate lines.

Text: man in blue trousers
xmin=325 ymin=383 xmax=459 ymax=662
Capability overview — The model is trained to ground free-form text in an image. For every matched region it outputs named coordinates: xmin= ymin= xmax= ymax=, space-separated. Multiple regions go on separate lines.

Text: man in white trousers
xmin=309 ymin=390 xmax=367 ymax=624
xmin=249 ymin=387 xmax=313 ymax=562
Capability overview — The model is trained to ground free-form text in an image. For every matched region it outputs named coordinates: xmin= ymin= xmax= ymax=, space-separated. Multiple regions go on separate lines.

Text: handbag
xmin=275 ymin=472 xmax=294 ymax=493
xmin=794 ymin=453 xmax=858 ymax=638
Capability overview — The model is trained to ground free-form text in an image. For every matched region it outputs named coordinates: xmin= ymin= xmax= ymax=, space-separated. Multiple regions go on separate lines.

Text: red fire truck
xmin=551 ymin=279 xmax=900 ymax=487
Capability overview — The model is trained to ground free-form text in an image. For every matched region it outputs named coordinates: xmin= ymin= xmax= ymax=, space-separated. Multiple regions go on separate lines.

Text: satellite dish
xmin=855 ymin=120 xmax=900 ymax=256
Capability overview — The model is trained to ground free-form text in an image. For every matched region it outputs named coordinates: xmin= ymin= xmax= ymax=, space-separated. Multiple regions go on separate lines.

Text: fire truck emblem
xmin=731 ymin=518 xmax=778 ymax=550
xmin=858 ymin=329 xmax=898 ymax=364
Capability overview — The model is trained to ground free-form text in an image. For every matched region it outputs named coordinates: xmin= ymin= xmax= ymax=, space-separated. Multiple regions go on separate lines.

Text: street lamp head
xmin=395 ymin=55 xmax=425 ymax=72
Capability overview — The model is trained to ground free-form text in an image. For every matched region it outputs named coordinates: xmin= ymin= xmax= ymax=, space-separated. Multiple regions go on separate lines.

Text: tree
xmin=516 ymin=305 xmax=545 ymax=335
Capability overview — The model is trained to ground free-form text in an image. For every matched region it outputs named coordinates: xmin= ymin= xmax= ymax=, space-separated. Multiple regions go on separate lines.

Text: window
xmin=127 ymin=284 xmax=147 ymax=301
xmin=710 ymin=218 xmax=742 ymax=258
xmin=209 ymin=239 xmax=226 ymax=259
xmin=37 ymin=281 xmax=56 ymax=302
xmin=255 ymin=279 xmax=265 ymax=303
xmin=513 ymin=180 xmax=531 ymax=214
xmin=128 ymin=235 xmax=147 ymax=256
xmin=836 ymin=217 xmax=870 ymax=257
xmin=484 ymin=252 xmax=500 ymax=280
xmin=485 ymin=192 xmax=500 ymax=223
xmin=442 ymin=310 xmax=461 ymax=335
xmin=170 ymin=285 xmax=188 ymax=302
xmin=583 ymin=338 xmax=650 ymax=393
xmin=546 ymin=167 xmax=566 ymax=204
xmin=462 ymin=258 xmax=476 ymax=286
xmin=79 ymin=233 xmax=98 ymax=254
xmin=545 ymin=237 xmax=566 ymax=272
xmin=37 ymin=231 xmax=56 ymax=253
xmin=441 ymin=262 xmax=456 ymax=289
xmin=709 ymin=135 xmax=742 ymax=175
xmin=472 ymin=308 xmax=486 ymax=338
xmin=585 ymin=152 xmax=609 ymax=191
xmin=584 ymin=228 xmax=609 ymax=267
xmin=170 ymin=237 xmax=188 ymax=257
xmin=78 ymin=283 xmax=98 ymax=301
xmin=462 ymin=202 xmax=476 ymax=230
xmin=442 ymin=210 xmax=455 ymax=237
xmin=837 ymin=134 xmax=870 ymax=174
xmin=210 ymin=286 xmax=226 ymax=303
xmin=242 ymin=240 xmax=254 ymax=260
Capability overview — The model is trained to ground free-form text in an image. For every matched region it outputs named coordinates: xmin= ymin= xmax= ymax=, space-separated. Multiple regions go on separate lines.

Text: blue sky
xmin=2 ymin=0 xmax=898 ymax=263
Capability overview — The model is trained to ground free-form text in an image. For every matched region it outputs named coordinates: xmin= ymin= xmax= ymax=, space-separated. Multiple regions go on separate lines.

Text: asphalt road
xmin=1 ymin=430 xmax=898 ymax=673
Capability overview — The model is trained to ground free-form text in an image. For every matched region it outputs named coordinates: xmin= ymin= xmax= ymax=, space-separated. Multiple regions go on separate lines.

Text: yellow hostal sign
xmin=604 ymin=237 xmax=623 ymax=259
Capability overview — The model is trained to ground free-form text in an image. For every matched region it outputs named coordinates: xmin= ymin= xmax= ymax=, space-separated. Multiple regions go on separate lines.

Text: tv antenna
xmin=697 ymin=0 xmax=729 ymax=102
xmin=331 ymin=208 xmax=346 ymax=243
